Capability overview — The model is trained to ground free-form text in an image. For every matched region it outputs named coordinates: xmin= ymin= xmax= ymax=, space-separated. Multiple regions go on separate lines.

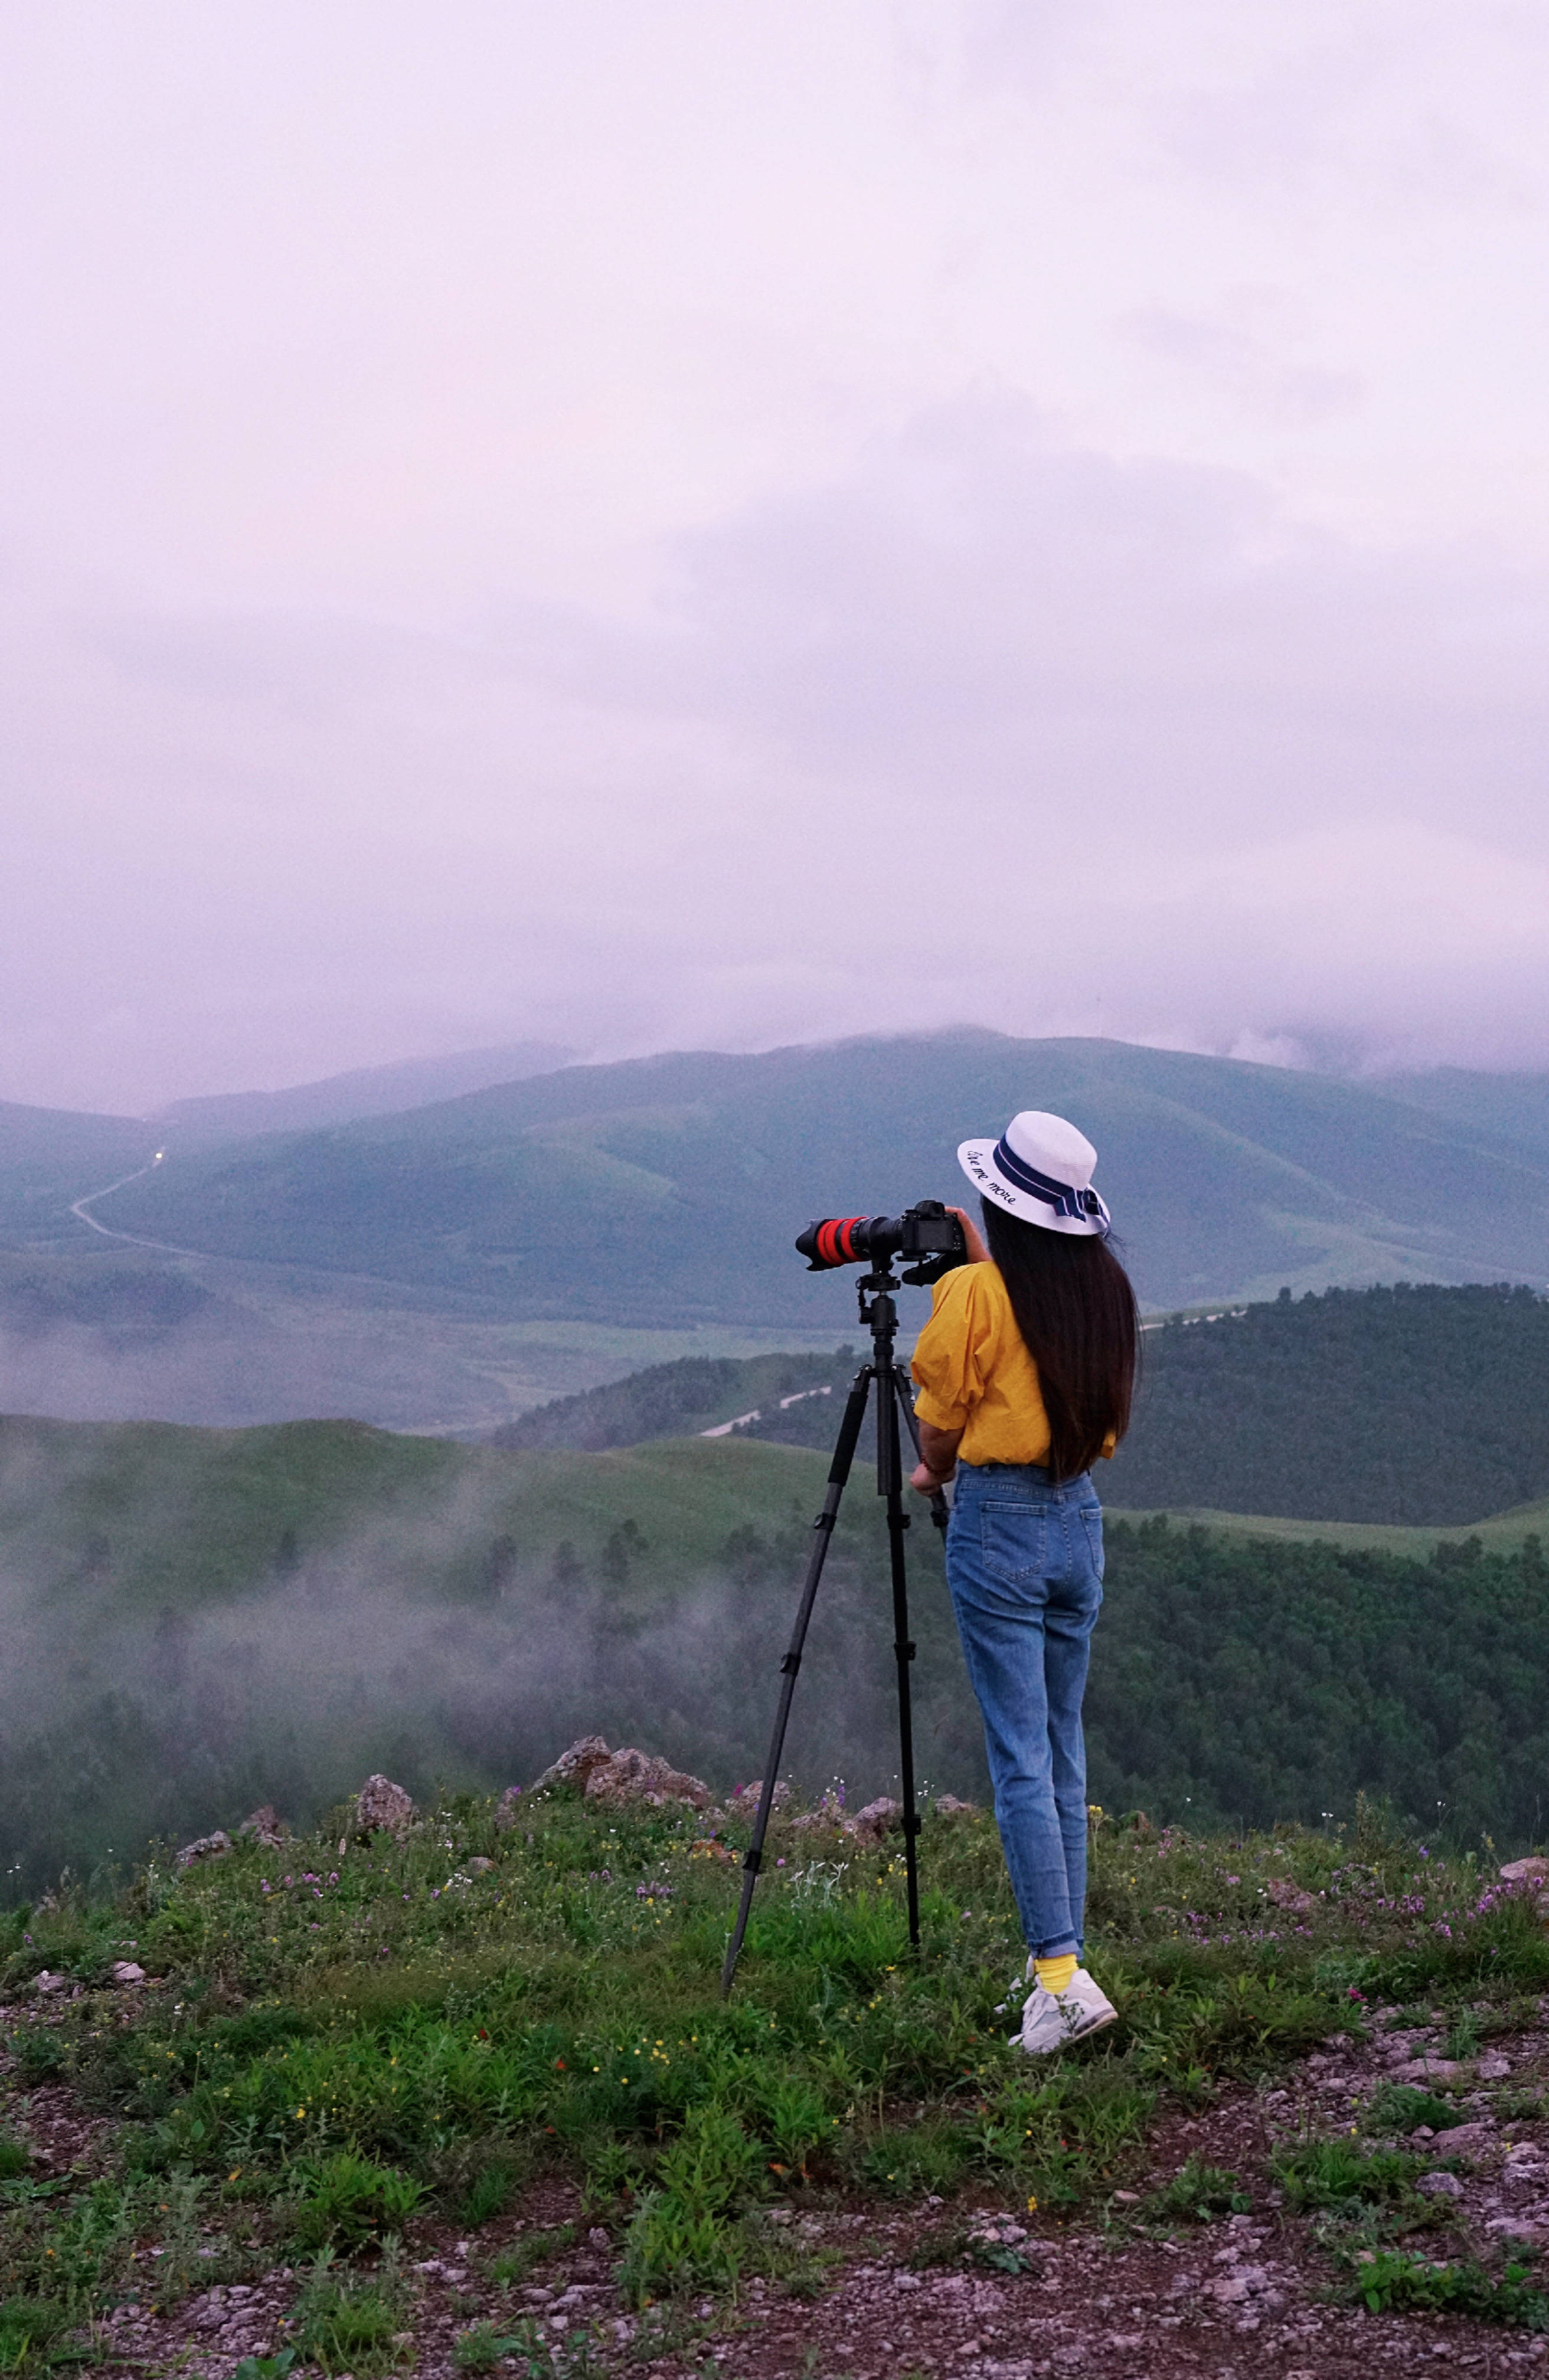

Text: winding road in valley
xmin=69 ymin=1152 xmax=205 ymax=1258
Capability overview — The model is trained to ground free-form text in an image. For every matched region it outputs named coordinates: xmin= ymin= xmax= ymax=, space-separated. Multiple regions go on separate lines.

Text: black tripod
xmin=720 ymin=1254 xmax=949 ymax=1998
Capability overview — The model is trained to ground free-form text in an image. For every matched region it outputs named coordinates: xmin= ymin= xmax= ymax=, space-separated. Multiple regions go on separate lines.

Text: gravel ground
xmin=5 ymin=2000 xmax=1548 ymax=2378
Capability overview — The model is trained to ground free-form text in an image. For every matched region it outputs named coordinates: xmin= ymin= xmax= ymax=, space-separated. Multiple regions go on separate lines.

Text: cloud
xmin=4 ymin=390 xmax=1549 ymax=1107
xmin=4 ymin=6 xmax=1549 ymax=1106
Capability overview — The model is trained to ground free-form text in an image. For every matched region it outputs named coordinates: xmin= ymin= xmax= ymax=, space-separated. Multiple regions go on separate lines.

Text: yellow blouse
xmin=909 ymin=1260 xmax=1115 ymax=1469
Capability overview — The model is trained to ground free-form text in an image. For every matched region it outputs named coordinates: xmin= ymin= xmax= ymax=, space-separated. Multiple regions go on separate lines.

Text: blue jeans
xmin=945 ymin=1461 xmax=1104 ymax=1959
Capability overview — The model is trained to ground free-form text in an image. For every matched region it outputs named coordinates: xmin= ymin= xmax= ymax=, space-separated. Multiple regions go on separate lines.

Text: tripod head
xmin=855 ymin=1257 xmax=902 ymax=1345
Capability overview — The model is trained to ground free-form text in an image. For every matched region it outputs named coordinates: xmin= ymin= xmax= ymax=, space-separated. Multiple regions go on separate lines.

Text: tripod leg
xmin=720 ymin=1365 xmax=872 ymax=1998
xmin=895 ymin=1364 xmax=950 ymax=1538
xmin=877 ymin=1364 xmax=923 ymax=1954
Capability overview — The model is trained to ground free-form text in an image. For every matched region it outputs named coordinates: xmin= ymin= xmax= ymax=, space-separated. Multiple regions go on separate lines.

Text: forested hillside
xmin=2 ymin=1409 xmax=1547 ymax=1885
xmin=497 ymin=1280 xmax=1549 ymax=1528
xmin=1117 ymin=1281 xmax=1549 ymax=1523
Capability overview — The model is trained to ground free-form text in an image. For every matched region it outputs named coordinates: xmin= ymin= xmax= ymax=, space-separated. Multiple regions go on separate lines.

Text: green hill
xmin=1381 ymin=1064 xmax=1549 ymax=1164
xmin=2 ymin=1410 xmax=1547 ymax=1890
xmin=495 ymin=1281 xmax=1549 ymax=1529
xmin=86 ymin=1034 xmax=1549 ymax=1322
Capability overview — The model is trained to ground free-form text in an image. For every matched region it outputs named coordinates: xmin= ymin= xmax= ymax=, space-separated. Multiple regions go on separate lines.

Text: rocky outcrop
xmin=177 ymin=1830 xmax=232 ymax=1868
xmin=848 ymin=1797 xmax=905 ymax=1844
xmin=531 ymin=1736 xmax=614 ymax=1794
xmin=728 ymin=1778 xmax=790 ymax=1813
xmin=354 ymin=1776 xmax=415 ymax=1838
xmin=237 ymin=1806 xmax=287 ymax=1849
xmin=528 ymin=1737 xmax=711 ymax=1810
xmin=1498 ymin=1854 xmax=1549 ymax=1917
xmin=583 ymin=1748 xmax=711 ymax=1812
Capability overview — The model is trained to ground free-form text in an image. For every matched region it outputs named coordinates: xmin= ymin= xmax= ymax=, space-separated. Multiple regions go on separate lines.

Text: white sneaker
xmin=1011 ymin=1966 xmax=1118 ymax=2056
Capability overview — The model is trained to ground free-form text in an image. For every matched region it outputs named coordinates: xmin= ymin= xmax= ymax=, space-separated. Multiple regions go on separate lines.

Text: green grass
xmin=4 ymin=1789 xmax=1548 ymax=2369
xmin=1350 ymin=2245 xmax=1548 ymax=2329
xmin=1271 ymin=2137 xmax=1427 ymax=2211
xmin=1138 ymin=2153 xmax=1251 ymax=2224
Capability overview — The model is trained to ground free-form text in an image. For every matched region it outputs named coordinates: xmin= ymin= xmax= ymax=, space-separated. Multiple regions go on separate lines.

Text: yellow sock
xmin=1034 ymin=1953 xmax=1079 ymax=1996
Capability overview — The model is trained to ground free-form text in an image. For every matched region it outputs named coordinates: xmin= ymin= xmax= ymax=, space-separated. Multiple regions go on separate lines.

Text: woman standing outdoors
xmin=909 ymin=1111 xmax=1138 ymax=2055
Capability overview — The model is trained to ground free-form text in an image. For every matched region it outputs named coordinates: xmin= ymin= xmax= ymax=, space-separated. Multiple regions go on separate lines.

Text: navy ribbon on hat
xmin=993 ymin=1136 xmax=1109 ymax=1231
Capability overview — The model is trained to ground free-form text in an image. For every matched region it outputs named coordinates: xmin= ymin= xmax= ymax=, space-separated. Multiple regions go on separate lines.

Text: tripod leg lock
xmin=811 ymin=1511 xmax=836 ymax=1533
xmin=895 ymin=1640 xmax=917 ymax=1662
xmin=742 ymin=1846 xmax=763 ymax=1875
xmin=780 ymin=1652 xmax=801 ymax=1676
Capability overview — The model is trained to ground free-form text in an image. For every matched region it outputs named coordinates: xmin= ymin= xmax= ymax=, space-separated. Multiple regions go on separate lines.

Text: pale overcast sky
xmin=3 ymin=2 xmax=1548 ymax=1111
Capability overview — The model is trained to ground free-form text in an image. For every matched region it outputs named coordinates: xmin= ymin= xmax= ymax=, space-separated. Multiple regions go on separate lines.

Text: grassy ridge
xmin=0 ymin=1413 xmax=829 ymax=1617
xmin=3 ymin=1789 xmax=1547 ymax=2368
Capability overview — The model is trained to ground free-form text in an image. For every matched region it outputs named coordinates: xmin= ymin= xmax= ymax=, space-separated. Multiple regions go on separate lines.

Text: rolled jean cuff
xmin=1035 ymin=1936 xmax=1080 ymax=1960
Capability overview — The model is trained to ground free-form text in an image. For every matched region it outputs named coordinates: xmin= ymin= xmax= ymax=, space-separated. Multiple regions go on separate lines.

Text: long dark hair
xmin=981 ymin=1201 xmax=1139 ymax=1482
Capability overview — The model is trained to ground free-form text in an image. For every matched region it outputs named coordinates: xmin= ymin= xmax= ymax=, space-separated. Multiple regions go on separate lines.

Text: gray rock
xmin=1498 ymin=1855 xmax=1549 ymax=1884
xmin=728 ymin=1777 xmax=790 ymax=1812
xmin=1266 ymin=1877 xmax=1316 ymax=1913
xmin=1390 ymin=2057 xmax=1463 ymax=2082
xmin=354 ymin=1776 xmax=415 ymax=1836
xmin=1418 ymin=2170 xmax=1465 ymax=2198
xmin=1477 ymin=2053 xmax=1512 ymax=2080
xmin=932 ymin=1794 xmax=979 ymax=1820
xmin=110 ymin=1961 xmax=146 ymax=1986
xmin=493 ymin=1784 xmax=525 ymax=1830
xmin=531 ymin=1735 xmax=613 ymax=1793
xmin=583 ymin=1748 xmax=711 ymax=1810
xmin=236 ymin=1804 xmax=286 ymax=1848
xmin=33 ymin=1969 xmax=68 ymax=1995
xmin=847 ymin=1796 xmax=905 ymax=1843
xmin=1429 ymin=2120 xmax=1495 ymax=2155
xmin=176 ymin=1829 xmax=231 ymax=1868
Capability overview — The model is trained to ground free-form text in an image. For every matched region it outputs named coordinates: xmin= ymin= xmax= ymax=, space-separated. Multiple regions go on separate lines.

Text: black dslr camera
xmin=795 ymin=1198 xmax=968 ymax=1287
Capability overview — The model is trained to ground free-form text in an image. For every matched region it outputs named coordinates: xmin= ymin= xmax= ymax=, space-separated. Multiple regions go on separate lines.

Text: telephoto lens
xmin=795 ymin=1199 xmax=966 ymax=1279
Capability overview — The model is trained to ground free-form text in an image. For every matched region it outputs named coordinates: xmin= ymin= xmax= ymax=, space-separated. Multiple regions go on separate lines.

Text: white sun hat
xmin=957 ymin=1110 xmax=1112 ymax=1237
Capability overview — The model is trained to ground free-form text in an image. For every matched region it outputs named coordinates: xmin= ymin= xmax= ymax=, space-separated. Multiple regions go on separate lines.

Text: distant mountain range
xmin=148 ymin=1040 xmax=577 ymax=1148
xmin=74 ymin=1032 xmax=1549 ymax=1321
xmin=3 ymin=1034 xmax=1548 ymax=1432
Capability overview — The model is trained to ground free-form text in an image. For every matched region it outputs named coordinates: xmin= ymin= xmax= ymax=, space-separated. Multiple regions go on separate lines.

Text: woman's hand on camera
xmin=946 ymin=1204 xmax=989 ymax=1264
